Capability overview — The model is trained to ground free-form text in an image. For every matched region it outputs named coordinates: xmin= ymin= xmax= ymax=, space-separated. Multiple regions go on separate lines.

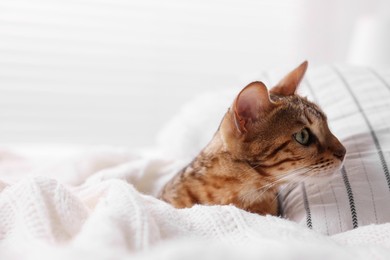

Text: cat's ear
xmin=232 ymin=81 xmax=274 ymax=134
xmin=270 ymin=60 xmax=308 ymax=96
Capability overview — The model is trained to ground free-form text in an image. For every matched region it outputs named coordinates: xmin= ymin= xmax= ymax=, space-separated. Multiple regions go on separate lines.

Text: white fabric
xmin=1 ymin=145 xmax=390 ymax=260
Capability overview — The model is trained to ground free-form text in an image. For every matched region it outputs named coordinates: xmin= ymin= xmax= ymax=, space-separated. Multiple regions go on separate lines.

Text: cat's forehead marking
xmin=300 ymin=98 xmax=325 ymax=120
xmin=293 ymin=97 xmax=327 ymax=144
xmin=272 ymin=94 xmax=326 ymax=129
xmin=299 ymin=99 xmax=328 ymax=144
xmin=311 ymin=119 xmax=327 ymax=145
xmin=281 ymin=95 xmax=325 ymax=124
xmin=303 ymin=106 xmax=324 ymax=126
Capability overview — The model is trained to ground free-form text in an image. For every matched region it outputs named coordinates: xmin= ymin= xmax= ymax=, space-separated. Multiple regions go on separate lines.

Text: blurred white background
xmin=0 ymin=0 xmax=389 ymax=148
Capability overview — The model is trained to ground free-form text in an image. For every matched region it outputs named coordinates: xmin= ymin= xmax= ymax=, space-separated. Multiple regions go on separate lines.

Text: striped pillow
xmin=279 ymin=65 xmax=390 ymax=235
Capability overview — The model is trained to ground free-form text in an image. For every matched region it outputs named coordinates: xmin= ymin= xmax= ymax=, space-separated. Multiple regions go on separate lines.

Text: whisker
xmin=271 ymin=170 xmax=316 ymax=208
xmin=240 ymin=166 xmax=316 ymax=203
xmin=257 ymin=167 xmax=314 ymax=199
xmin=253 ymin=170 xmax=304 ymax=195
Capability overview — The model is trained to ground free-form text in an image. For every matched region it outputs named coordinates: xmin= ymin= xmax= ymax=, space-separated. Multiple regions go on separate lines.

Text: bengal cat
xmin=159 ymin=61 xmax=346 ymax=216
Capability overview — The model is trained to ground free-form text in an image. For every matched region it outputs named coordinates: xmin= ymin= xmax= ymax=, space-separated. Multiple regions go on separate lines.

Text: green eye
xmin=294 ymin=128 xmax=311 ymax=145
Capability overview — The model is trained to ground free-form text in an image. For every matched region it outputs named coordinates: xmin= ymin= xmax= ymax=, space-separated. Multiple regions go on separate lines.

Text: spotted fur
xmin=159 ymin=61 xmax=346 ymax=216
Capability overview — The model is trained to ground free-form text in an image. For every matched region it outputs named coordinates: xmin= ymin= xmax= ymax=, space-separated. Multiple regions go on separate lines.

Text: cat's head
xmin=220 ymin=61 xmax=346 ymax=182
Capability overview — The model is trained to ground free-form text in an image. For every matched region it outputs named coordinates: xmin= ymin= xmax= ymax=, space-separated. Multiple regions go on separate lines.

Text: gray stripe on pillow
xmin=369 ymin=69 xmax=390 ymax=91
xmin=301 ymin=182 xmax=312 ymax=229
xmin=333 ymin=66 xmax=390 ymax=191
xmin=341 ymin=166 xmax=358 ymax=229
xmin=360 ymin=154 xmax=379 ymax=223
xmin=277 ymin=190 xmax=284 ymax=217
xmin=317 ymin=185 xmax=330 ymax=235
xmin=330 ymin=182 xmax=343 ymax=232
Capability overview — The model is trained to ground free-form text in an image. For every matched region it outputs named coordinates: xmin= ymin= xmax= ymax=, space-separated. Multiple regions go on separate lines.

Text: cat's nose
xmin=333 ymin=146 xmax=346 ymax=161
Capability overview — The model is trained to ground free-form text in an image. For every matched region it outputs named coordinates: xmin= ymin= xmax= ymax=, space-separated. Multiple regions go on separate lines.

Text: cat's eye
xmin=294 ymin=128 xmax=311 ymax=145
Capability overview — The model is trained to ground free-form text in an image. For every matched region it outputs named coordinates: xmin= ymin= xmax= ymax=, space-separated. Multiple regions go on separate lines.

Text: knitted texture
xmin=1 ymin=146 xmax=390 ymax=260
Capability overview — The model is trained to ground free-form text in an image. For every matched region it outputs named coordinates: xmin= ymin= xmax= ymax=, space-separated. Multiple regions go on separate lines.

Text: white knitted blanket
xmin=1 ymin=145 xmax=390 ymax=260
